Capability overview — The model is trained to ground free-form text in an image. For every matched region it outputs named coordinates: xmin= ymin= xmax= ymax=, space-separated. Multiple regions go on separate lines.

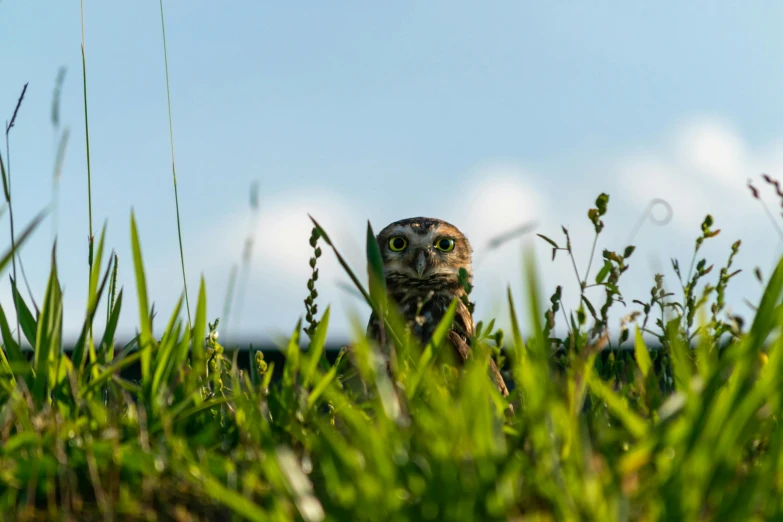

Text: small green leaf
xmin=634 ymin=328 xmax=652 ymax=378
xmin=536 ymin=234 xmax=560 ymax=249
xmin=307 ymin=364 xmax=339 ymax=408
xmin=581 ymin=295 xmax=598 ymax=320
xmin=595 ymin=261 xmax=612 ymax=284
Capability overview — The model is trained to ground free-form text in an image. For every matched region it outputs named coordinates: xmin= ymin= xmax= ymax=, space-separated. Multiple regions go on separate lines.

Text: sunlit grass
xmin=0 ymin=187 xmax=781 ymax=520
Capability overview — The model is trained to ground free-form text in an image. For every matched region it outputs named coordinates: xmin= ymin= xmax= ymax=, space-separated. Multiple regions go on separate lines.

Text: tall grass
xmin=4 ymin=83 xmax=28 ymax=350
xmin=50 ymin=66 xmax=69 ymax=243
xmin=0 ymin=187 xmax=781 ymax=519
xmin=223 ymin=181 xmax=261 ymax=340
xmin=79 ymin=0 xmax=93 ymax=275
xmin=158 ymin=0 xmax=192 ymax=327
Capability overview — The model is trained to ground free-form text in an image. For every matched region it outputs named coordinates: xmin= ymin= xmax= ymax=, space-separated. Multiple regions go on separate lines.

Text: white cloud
xmin=461 ymin=161 xmax=544 ymax=242
xmin=456 ymin=162 xmax=551 ymax=297
xmin=675 ymin=117 xmax=747 ymax=188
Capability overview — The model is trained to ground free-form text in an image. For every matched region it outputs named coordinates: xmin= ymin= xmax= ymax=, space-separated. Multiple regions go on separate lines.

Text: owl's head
xmin=376 ymin=217 xmax=472 ymax=282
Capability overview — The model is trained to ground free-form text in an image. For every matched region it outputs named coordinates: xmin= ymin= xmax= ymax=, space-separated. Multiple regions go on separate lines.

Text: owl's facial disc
xmin=384 ymin=234 xmax=460 ymax=279
xmin=378 ymin=218 xmax=472 ymax=282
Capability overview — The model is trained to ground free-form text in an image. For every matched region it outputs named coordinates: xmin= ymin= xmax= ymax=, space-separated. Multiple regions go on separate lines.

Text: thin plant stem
xmin=51 ymin=67 xmax=67 ymax=243
xmin=52 ymin=125 xmax=57 ymax=242
xmin=80 ymin=0 xmax=95 ymax=352
xmin=685 ymin=243 xmax=701 ymax=287
xmin=221 ymin=265 xmax=238 ymax=338
xmin=757 ymin=197 xmax=783 ymax=243
xmin=80 ymin=1 xmax=94 ymax=269
xmin=17 ymin=261 xmax=38 ymax=315
xmin=232 ymin=184 xmax=260 ymax=340
xmin=560 ymin=305 xmax=572 ymax=336
xmin=583 ymin=233 xmax=599 ymax=285
xmin=568 ymin=252 xmax=581 ymax=293
xmin=159 ymin=0 xmax=192 ymax=327
xmin=5 ymin=82 xmax=27 ymax=349
xmin=52 ymin=128 xmax=70 ymax=245
xmin=4 ymin=132 xmax=19 ymax=349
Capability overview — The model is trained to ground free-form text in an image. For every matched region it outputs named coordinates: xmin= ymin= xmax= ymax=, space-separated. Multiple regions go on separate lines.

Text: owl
xmin=367 ymin=217 xmax=509 ymax=397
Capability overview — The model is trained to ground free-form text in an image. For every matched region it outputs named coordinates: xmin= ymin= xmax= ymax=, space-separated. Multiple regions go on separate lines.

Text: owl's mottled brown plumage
xmin=367 ymin=217 xmax=509 ymax=397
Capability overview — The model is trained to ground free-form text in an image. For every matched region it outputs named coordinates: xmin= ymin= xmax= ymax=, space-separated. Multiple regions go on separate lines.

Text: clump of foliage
xmin=1 ymin=188 xmax=783 ymax=520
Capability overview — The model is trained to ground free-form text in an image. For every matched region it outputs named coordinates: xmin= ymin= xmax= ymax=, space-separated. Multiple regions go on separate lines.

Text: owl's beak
xmin=415 ymin=251 xmax=427 ymax=278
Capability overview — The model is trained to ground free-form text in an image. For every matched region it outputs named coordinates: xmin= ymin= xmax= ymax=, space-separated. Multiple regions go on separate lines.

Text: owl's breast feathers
xmin=368 ymin=272 xmax=509 ymax=398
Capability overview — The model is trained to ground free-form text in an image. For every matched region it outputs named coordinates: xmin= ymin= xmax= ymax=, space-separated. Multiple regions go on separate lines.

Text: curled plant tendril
xmin=626 ymin=198 xmax=673 ymax=245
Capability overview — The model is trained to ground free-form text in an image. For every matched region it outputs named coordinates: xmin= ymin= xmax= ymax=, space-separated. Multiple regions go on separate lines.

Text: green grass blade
xmin=507 ymin=286 xmax=526 ymax=386
xmin=80 ymin=0 xmax=94 ymax=278
xmin=407 ymin=298 xmax=458 ymax=398
xmin=588 ymin=373 xmax=648 ymax=439
xmin=191 ymin=277 xmax=207 ymax=369
xmin=0 ymin=210 xmax=46 ymax=276
xmin=366 ymin=221 xmax=386 ymax=308
xmin=283 ymin=319 xmax=302 ymax=389
xmin=79 ymin=350 xmax=143 ymax=397
xmin=177 ymin=463 xmax=269 ymax=522
xmin=750 ymin=254 xmax=783 ymax=346
xmin=130 ymin=212 xmax=152 ymax=381
xmin=310 ymin=215 xmax=371 ymax=305
xmin=10 ymin=278 xmax=36 ymax=347
xmin=88 ymin=223 xmax=106 ymax=309
xmin=173 ymin=323 xmax=191 ymax=372
xmin=150 ymin=295 xmax=184 ymax=399
xmin=98 ymin=289 xmax=123 ymax=363
xmin=665 ymin=318 xmax=693 ymax=392
xmin=71 ymin=251 xmax=113 ymax=372
xmin=0 ymin=302 xmax=25 ymax=367
xmin=32 ymin=249 xmax=62 ymax=405
xmin=307 ymin=364 xmax=339 ymax=409
xmin=634 ymin=328 xmax=652 ymax=378
xmin=158 ymin=0 xmax=192 ymax=328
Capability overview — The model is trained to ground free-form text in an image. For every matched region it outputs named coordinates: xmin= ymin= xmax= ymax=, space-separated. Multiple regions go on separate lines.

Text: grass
xmin=157 ymin=0 xmax=192 ymax=328
xmin=3 ymin=6 xmax=783 ymax=521
xmin=0 ymin=183 xmax=781 ymax=520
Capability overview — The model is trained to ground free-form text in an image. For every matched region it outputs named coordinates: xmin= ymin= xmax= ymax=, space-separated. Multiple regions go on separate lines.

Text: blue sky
xmin=2 ymin=1 xmax=783 ymax=344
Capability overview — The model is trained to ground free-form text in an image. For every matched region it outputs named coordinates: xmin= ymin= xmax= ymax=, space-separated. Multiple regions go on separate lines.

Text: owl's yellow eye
xmin=389 ymin=236 xmax=407 ymax=252
xmin=435 ymin=238 xmax=455 ymax=252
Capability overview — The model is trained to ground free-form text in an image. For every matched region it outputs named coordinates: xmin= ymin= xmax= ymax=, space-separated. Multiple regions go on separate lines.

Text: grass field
xmin=2 ymin=4 xmax=783 ymax=522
